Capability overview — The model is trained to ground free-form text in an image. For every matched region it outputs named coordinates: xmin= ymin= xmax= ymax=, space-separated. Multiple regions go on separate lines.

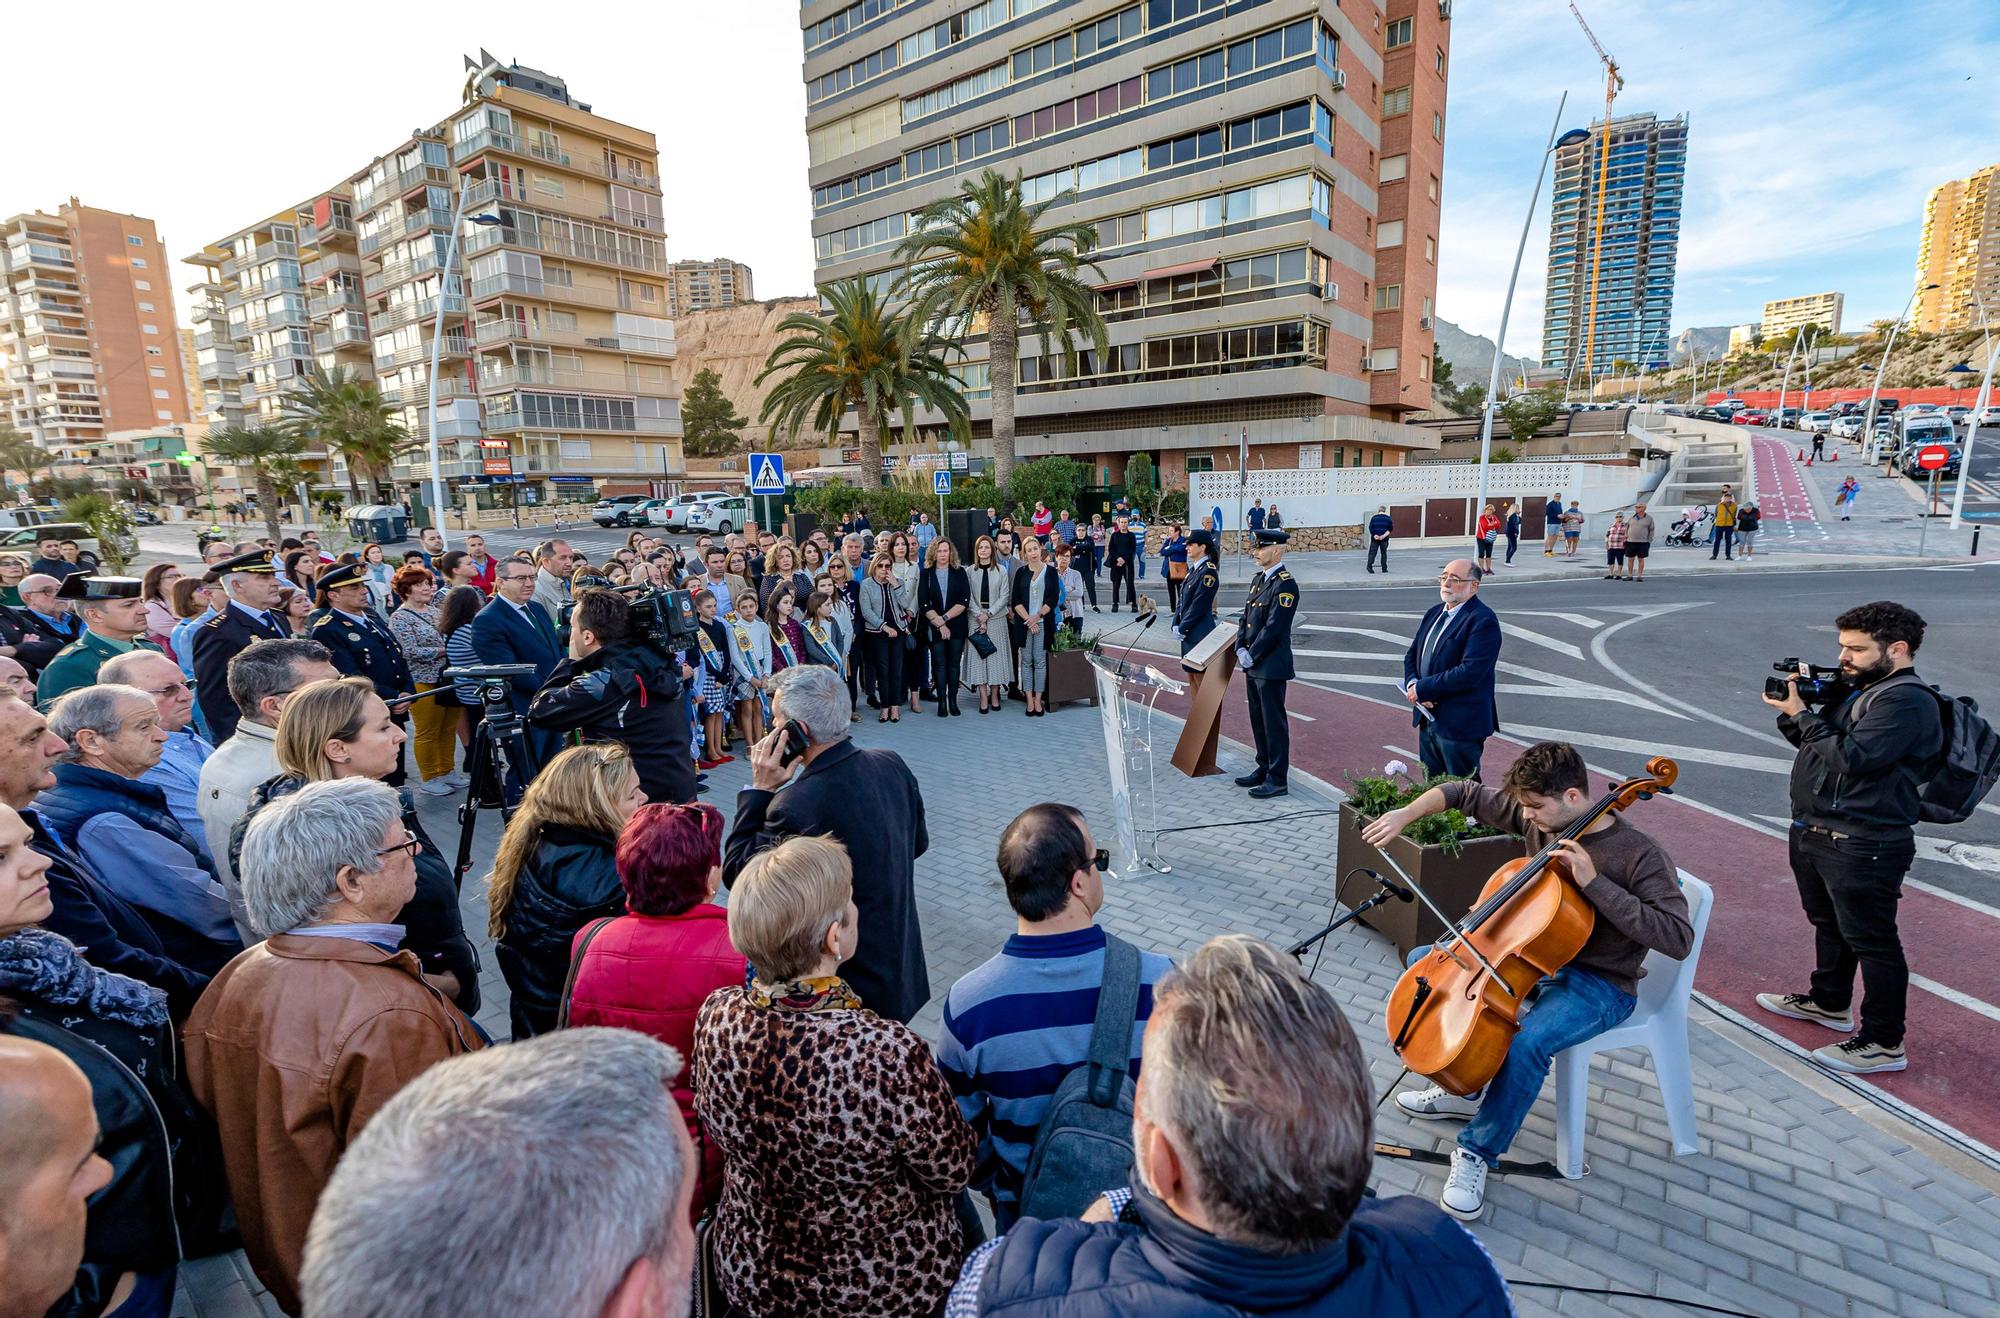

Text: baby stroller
xmin=1663 ymin=505 xmax=1709 ymax=547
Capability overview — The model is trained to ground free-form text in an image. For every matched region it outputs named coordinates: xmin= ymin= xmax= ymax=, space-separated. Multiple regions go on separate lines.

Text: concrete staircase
xmin=1633 ymin=411 xmax=1751 ymax=510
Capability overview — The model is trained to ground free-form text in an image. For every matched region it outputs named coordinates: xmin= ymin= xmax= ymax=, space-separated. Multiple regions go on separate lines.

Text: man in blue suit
xmin=467 ymin=556 xmax=563 ymax=784
xmin=1402 ymin=558 xmax=1502 ymax=780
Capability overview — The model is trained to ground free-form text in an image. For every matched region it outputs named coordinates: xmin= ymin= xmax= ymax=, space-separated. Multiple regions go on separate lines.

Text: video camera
xmin=1766 ymin=659 xmax=1848 ymax=706
xmin=558 ymin=581 xmax=698 ymax=655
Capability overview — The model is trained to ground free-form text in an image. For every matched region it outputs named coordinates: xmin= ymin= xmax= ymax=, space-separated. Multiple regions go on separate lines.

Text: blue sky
xmin=1439 ymin=0 xmax=2000 ymax=357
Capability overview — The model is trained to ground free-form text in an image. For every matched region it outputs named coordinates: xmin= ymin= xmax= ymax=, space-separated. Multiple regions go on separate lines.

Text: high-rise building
xmin=187 ymin=58 xmax=683 ymax=510
xmin=1915 ymin=162 xmax=2000 ymax=334
xmin=2 ymin=200 xmax=190 ymax=454
xmin=1542 ymin=112 xmax=1687 ymax=380
xmin=669 ymin=258 xmax=755 ymax=315
xmin=1761 ymin=291 xmax=1842 ymax=340
xmin=800 ymin=0 xmax=1450 ymax=485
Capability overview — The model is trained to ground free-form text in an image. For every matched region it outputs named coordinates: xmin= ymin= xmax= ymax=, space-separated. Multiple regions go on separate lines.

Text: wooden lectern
xmin=1171 ymin=624 xmax=1237 ymax=776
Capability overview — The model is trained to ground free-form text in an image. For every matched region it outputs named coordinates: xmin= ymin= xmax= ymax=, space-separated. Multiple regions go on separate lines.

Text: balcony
xmin=477 ymin=363 xmax=675 ymax=396
xmin=484 ymin=410 xmax=681 ymax=437
xmin=311 ymin=322 xmax=372 ymax=352
xmin=363 ymin=251 xmax=443 ymax=296
xmin=300 ymin=214 xmax=357 ymax=249
xmin=378 ymin=376 xmax=478 ymax=407
xmin=242 ymin=306 xmax=310 ymax=334
xmin=472 ymin=318 xmax=675 ymax=358
xmin=197 ymin=354 xmax=239 ymax=382
xmin=374 ymin=334 xmax=468 ymax=370
xmin=303 ymin=252 xmax=362 ymax=283
xmin=403 ymin=208 xmax=453 ymax=236
xmin=373 ymin=294 xmax=465 ymax=331
xmin=307 ymin=288 xmax=365 ymax=319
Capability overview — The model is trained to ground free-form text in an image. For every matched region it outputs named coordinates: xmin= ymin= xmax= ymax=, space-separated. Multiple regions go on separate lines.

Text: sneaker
xmin=417 ymin=778 xmax=456 ymax=796
xmin=1755 ymin=992 xmax=1854 ymax=1032
xmin=1814 ymin=1037 xmax=1907 ymax=1074
xmin=1396 ymin=1084 xmax=1483 ymax=1122
xmin=1440 ymin=1147 xmax=1489 ymax=1221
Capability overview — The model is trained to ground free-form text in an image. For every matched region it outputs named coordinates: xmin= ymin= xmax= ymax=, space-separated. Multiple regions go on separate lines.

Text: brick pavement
xmin=179 ymin=698 xmax=2000 ymax=1318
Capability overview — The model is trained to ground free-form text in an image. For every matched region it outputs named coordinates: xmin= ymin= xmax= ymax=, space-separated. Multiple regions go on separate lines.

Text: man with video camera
xmin=529 ymin=588 xmax=696 ymax=804
xmin=1759 ymin=601 xmax=1942 ymax=1075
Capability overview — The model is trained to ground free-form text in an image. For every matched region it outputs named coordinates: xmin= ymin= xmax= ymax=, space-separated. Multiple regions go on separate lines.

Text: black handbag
xmin=969 ymin=631 xmax=998 ymax=659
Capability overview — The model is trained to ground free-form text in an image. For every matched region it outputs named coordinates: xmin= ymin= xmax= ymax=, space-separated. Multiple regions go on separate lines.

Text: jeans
xmin=1110 ymin=563 xmax=1137 ymax=609
xmin=1404 ymin=950 xmax=1636 ymax=1166
xmin=1418 ymin=722 xmax=1485 ymax=779
xmin=1018 ymin=634 xmax=1048 ymax=692
xmin=1505 ymin=533 xmax=1519 ymax=563
xmin=1367 ymin=538 xmax=1389 ymax=571
xmin=1711 ymin=527 xmax=1736 ymax=559
xmin=1790 ymin=825 xmax=1915 ymax=1045
xmin=927 ymin=634 xmax=964 ymax=706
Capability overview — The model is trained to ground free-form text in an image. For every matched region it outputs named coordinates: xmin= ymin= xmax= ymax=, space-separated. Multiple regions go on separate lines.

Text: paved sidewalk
xmin=178 ymin=698 xmax=1998 ymax=1317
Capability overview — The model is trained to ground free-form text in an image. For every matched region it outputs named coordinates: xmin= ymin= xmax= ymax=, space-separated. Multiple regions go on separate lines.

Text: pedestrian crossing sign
xmin=748 ymin=452 xmax=787 ymax=494
xmin=934 ymin=469 xmax=952 ymax=495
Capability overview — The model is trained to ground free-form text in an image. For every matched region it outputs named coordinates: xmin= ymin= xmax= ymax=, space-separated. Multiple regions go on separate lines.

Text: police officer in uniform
xmin=306 ymin=562 xmax=415 ymax=784
xmin=1174 ymin=528 xmax=1220 ymax=687
xmin=1232 ymin=527 xmax=1298 ymax=799
xmin=192 ymin=550 xmax=290 ymax=743
xmin=34 ymin=576 xmax=165 ymax=704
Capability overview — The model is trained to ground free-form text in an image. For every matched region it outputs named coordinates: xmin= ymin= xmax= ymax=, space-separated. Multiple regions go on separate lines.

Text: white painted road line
xmin=1910 ymin=974 xmax=2000 ymax=1024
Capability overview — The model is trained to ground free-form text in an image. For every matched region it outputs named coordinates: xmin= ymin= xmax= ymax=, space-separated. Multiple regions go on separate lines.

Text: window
xmin=1012 ymin=6 xmax=1142 ymax=82
xmin=814 ymin=211 xmax=907 ymax=261
xmin=1420 ymin=355 xmax=1432 ymax=380
xmin=1425 ymin=235 xmax=1437 ymax=262
xmin=1433 ymin=112 xmax=1444 ymax=141
xmin=133 ymin=280 xmax=151 ymax=291
xmin=900 ymin=0 xmax=1005 ymax=63
xmin=1437 ymin=47 xmax=1447 ymax=74
xmin=807 ymin=43 xmax=898 ymax=104
xmin=1371 ymin=346 xmax=1399 ymax=370
xmin=1186 ymin=453 xmax=1215 ymax=474
xmin=1092 ymin=212 xmax=1143 ymax=249
xmin=1146 ymin=0 xmax=1223 ymax=26
xmin=1379 ymin=154 xmax=1407 ymax=183
xmin=1382 ymin=85 xmax=1412 ymax=117
xmin=1421 ymin=295 xmax=1433 ymax=321
xmin=150 ymin=367 xmax=167 ymax=377
xmin=550 ymin=310 xmax=578 ymax=331
xmin=904 ymin=62 xmax=1006 ymax=121
xmin=1386 ymin=17 xmax=1413 ymax=48
xmin=1375 ymin=284 xmax=1401 ymax=310
xmin=130 ymin=257 xmax=147 ymax=268
xmin=1016 ymin=78 xmax=1142 ymax=144
xmin=807 ymin=100 xmax=901 ymax=165
xmin=145 ymin=346 xmax=162 ymax=356
xmin=142 ymin=323 xmax=160 ymax=335
xmin=157 ymin=410 xmax=175 ymax=421
xmin=136 ymin=301 xmax=156 ymax=313
xmin=1149 ymin=18 xmax=1312 ymax=101
xmin=127 ymin=235 xmax=144 ymax=246
xmin=1377 ymin=220 xmax=1404 ymax=247
xmin=1429 ymin=174 xmax=1440 ymax=202
xmin=153 ymin=388 xmax=171 ymax=399
xmin=804 ymin=0 xmax=915 ymax=54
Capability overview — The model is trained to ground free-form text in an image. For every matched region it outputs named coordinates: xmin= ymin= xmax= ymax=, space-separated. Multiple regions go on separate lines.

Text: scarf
xmin=746 ymin=974 xmax=863 ymax=1013
xmin=0 ymin=927 xmax=169 ymax=1028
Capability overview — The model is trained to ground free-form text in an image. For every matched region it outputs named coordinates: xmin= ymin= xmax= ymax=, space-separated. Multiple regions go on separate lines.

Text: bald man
xmin=0 ymin=1036 xmax=114 ymax=1318
xmin=1402 ymin=559 xmax=1503 ymax=779
xmin=0 ymin=656 xmax=32 ymax=704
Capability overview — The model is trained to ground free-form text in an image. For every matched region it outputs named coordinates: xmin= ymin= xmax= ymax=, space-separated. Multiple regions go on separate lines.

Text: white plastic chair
xmin=1553 ymin=871 xmax=1713 ymax=1178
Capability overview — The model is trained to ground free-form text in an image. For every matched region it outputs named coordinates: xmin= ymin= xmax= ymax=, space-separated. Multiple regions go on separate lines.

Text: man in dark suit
xmin=7 ymin=574 xmax=78 ymax=677
xmin=1106 ymin=515 xmax=1139 ymax=612
xmin=191 ymin=551 xmax=289 ymax=744
xmin=723 ymin=664 xmax=930 ymax=1023
xmin=1233 ymin=528 xmax=1298 ymax=799
xmin=1173 ymin=529 xmax=1220 ymax=682
xmin=1402 ymin=558 xmax=1503 ymax=780
xmin=307 ymin=562 xmax=417 ymax=786
xmin=467 ymin=556 xmax=564 ymax=781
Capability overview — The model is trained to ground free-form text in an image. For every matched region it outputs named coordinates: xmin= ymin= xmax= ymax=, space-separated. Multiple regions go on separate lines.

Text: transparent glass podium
xmin=1087 ymin=651 xmax=1186 ymax=876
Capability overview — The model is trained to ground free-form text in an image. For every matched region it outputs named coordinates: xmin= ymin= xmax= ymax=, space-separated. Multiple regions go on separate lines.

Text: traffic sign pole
xmin=934 ymin=468 xmax=951 ymax=535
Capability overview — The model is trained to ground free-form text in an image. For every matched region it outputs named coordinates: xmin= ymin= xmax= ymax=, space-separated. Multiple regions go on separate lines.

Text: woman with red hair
xmin=562 ymin=801 xmax=747 ymax=1217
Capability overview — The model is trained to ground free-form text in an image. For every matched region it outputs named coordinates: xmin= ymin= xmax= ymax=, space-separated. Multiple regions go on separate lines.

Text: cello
xmin=1384 ymin=756 xmax=1678 ymax=1097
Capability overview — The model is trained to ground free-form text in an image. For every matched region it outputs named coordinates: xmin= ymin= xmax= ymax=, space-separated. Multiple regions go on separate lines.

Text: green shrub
xmin=1343 ymin=764 xmax=1504 ymax=857
xmin=1008 ymin=456 xmax=1087 ymax=518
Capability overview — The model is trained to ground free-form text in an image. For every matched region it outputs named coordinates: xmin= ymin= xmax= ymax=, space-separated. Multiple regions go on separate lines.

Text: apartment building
xmin=669 ymin=258 xmax=755 ymax=315
xmin=800 ymin=0 xmax=1450 ymax=487
xmin=1542 ymin=111 xmax=1687 ymax=381
xmin=186 ymin=59 xmax=683 ymax=512
xmin=1 ymin=201 xmax=189 ymax=456
xmin=1915 ymin=162 xmax=2000 ymax=334
xmin=1761 ymin=292 xmax=1841 ymax=341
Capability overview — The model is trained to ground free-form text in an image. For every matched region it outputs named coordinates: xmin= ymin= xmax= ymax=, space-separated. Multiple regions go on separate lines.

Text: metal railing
xmin=374 ymin=335 xmax=467 ymax=369
xmin=471 ymin=319 xmax=675 ymax=357
xmin=483 ymin=410 xmax=681 ymax=436
xmin=477 ymin=363 xmax=675 ymax=395
xmin=362 ymin=251 xmax=443 ymax=296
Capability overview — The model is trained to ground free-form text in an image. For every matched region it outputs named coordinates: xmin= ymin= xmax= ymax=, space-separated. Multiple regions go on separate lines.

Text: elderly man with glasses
xmin=101 ymin=648 xmax=215 ymax=852
xmin=1401 ymin=560 xmax=1503 ymax=780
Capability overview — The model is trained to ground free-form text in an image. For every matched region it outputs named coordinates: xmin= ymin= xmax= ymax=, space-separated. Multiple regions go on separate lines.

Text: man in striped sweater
xmin=936 ymin=803 xmax=1173 ymax=1228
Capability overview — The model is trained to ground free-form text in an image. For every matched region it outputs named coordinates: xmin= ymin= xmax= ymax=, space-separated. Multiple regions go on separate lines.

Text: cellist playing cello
xmin=1361 ymin=742 xmax=1693 ymax=1223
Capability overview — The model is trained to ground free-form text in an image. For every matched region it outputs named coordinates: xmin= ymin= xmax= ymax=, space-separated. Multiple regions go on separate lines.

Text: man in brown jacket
xmin=184 ymin=779 xmax=481 ymax=1313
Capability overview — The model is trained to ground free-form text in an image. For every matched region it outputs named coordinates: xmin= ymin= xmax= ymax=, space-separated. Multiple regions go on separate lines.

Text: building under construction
xmin=1540 ymin=111 xmax=1687 ymax=383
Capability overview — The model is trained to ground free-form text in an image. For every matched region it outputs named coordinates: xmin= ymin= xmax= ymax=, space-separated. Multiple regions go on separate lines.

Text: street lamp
xmin=424 ymin=175 xmax=504 ymax=549
xmin=1475 ymin=96 xmax=1587 ymax=518
xmin=1863 ymin=283 xmax=1939 ymax=464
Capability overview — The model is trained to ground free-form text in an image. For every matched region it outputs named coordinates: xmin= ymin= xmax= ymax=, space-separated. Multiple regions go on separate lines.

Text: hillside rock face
xmin=669 ymin=297 xmax=823 ymax=452
xmin=1434 ymin=317 xmax=1538 ymax=385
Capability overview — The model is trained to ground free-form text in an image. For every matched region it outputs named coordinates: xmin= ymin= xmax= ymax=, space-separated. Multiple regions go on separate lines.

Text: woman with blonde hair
xmin=487 ymin=742 xmax=648 ymax=1040
xmin=964 ymin=534 xmax=1011 ymax=712
xmin=228 ymin=676 xmax=479 ymax=1010
xmin=696 ymin=836 xmax=973 ymax=1318
xmin=760 ymin=541 xmax=811 ymax=613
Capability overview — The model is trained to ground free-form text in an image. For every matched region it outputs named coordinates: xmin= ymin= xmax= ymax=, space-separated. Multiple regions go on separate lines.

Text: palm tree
xmin=202 ymin=425 xmax=307 ymax=546
xmin=0 ymin=426 xmax=55 ymax=500
xmin=755 ymin=279 xmax=969 ymax=491
xmin=896 ymin=169 xmax=1107 ymax=491
xmin=280 ymin=366 xmax=413 ymax=502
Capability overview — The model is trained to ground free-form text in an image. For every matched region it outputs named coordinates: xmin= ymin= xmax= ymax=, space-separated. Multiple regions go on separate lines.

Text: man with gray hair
xmin=102 ymin=648 xmax=214 ymax=852
xmin=36 ymin=684 xmax=241 ymax=974
xmin=197 ymin=638 xmax=339 ymax=937
xmin=302 ymin=1029 xmax=695 ymax=1318
xmin=947 ymin=934 xmax=1513 ymax=1316
xmin=184 ymin=778 xmax=482 ymax=1314
xmin=722 ymin=662 xmax=932 ymax=1022
xmin=533 ymin=538 xmax=575 ymax=624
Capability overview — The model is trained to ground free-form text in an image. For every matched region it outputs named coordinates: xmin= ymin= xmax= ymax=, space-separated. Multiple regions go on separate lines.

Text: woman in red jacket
xmin=564 ymin=801 xmax=747 ymax=1218
xmin=1474 ymin=502 xmax=1504 ymax=575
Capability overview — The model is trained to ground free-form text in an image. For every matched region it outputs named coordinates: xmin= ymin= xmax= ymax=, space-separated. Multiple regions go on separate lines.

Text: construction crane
xmin=1569 ymin=1 xmax=1624 ymax=397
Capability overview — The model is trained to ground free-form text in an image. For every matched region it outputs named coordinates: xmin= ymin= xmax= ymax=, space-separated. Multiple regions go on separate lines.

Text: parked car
xmin=1693 ymin=407 xmax=1734 ymax=423
xmin=592 ymin=495 xmax=656 ymax=527
xmin=1905 ymin=403 xmax=1941 ymax=416
xmin=1800 ymin=411 xmax=1832 ymax=434
xmin=1732 ymin=409 xmax=1769 ymax=426
xmin=1900 ymin=441 xmax=1961 ymax=481
xmin=684 ymin=496 xmax=748 ymax=535
xmin=1973 ymin=406 xmax=2000 ymax=429
xmin=1770 ymin=407 xmax=1803 ymax=428
xmin=1876 ymin=397 xmax=1902 ymax=414
xmin=646 ymin=490 xmax=732 ymax=529
xmin=1831 ymin=415 xmax=1867 ymax=441
xmin=1829 ymin=401 xmax=1864 ymax=417
xmin=0 ymin=521 xmax=132 ymax=569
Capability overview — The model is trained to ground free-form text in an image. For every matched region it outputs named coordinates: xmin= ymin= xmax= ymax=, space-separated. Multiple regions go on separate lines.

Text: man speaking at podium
xmin=1232 ymin=528 xmax=1297 ymax=799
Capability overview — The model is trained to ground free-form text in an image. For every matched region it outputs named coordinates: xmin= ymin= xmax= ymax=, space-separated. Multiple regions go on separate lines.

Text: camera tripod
xmin=453 ymin=679 xmax=541 ymax=884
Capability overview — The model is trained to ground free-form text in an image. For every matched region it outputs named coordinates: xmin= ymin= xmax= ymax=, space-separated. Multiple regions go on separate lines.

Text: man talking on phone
xmin=529 ymin=589 xmax=693 ymax=803
xmin=722 ymin=663 xmax=932 ymax=1023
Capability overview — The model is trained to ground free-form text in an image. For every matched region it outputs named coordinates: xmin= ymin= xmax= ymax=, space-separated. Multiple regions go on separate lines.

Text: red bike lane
xmin=1124 ymin=646 xmax=2000 ymax=1153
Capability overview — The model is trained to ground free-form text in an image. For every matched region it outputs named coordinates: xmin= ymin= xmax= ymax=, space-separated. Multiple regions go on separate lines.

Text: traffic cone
xmin=1797 ymin=448 xmax=1807 ymax=462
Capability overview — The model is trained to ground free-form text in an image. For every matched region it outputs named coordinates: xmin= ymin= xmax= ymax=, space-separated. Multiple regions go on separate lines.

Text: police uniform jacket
xmin=1173 ymin=556 xmax=1219 ymax=661
xmin=36 ymin=631 xmax=167 ymax=704
xmin=306 ymin=606 xmax=413 ymax=701
xmin=1234 ymin=564 xmax=1298 ymax=681
xmin=192 ymin=603 xmax=289 ymax=744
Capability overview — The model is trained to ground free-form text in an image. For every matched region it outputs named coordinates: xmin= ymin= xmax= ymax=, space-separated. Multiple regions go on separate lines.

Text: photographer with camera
xmin=529 ymin=588 xmax=696 ymax=804
xmin=1758 ymin=601 xmax=1943 ymax=1075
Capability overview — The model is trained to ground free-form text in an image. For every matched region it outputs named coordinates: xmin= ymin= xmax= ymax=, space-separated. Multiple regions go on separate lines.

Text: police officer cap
xmin=55 ymin=574 xmax=144 ymax=601
xmin=1254 ymin=528 xmax=1290 ymax=546
xmin=212 ymin=549 xmax=277 ymax=577
xmin=316 ymin=562 xmax=368 ymax=593
xmin=1187 ymin=529 xmax=1217 ymax=551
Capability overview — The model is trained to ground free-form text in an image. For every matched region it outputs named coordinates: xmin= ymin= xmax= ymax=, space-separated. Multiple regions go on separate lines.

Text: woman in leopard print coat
xmin=695 ymin=836 xmax=974 ymax=1318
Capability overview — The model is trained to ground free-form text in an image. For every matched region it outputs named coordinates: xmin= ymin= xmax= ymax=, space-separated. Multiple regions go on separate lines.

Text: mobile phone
xmin=778 ymin=720 xmax=811 ymax=767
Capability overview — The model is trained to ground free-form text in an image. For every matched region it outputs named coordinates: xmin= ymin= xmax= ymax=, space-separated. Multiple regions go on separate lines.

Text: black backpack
xmin=1016 ymin=935 xmax=1142 ymax=1221
xmin=1857 ymin=676 xmax=2000 ymax=825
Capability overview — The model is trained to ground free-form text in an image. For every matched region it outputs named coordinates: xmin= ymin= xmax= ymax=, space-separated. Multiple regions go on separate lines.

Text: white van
xmin=1898 ymin=413 xmax=1955 ymax=455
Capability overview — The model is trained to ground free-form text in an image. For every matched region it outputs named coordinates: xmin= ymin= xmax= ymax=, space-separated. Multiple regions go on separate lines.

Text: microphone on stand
xmin=1093 ymin=609 xmax=1152 ymax=669
xmin=1117 ymin=608 xmax=1159 ymax=672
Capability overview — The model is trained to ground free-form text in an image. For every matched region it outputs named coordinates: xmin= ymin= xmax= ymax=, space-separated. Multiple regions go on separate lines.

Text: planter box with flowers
xmin=1045 ymin=627 xmax=1100 ymax=709
xmin=1334 ymin=761 xmax=1516 ymax=961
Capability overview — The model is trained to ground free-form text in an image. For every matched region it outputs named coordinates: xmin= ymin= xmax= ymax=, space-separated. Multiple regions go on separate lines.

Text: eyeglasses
xmin=1093 ymin=848 xmax=1111 ymax=872
xmin=376 ymin=835 xmax=423 ymax=860
xmin=142 ymin=682 xmax=192 ymax=698
xmin=1438 ymin=573 xmax=1476 ymax=586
